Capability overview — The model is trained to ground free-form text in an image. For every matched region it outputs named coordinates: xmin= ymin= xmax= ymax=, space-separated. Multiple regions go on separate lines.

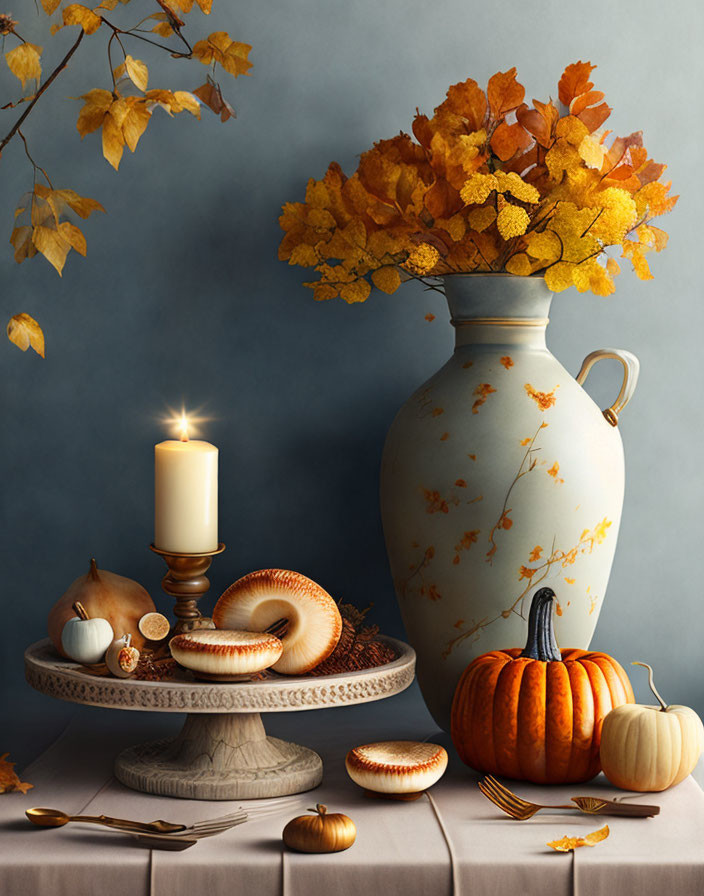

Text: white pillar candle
xmin=154 ymin=420 xmax=218 ymax=554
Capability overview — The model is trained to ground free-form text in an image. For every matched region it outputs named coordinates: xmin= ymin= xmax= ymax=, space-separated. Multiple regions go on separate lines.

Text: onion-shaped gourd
xmin=105 ymin=633 xmax=140 ymax=678
xmin=600 ymin=662 xmax=704 ymax=792
xmin=49 ymin=559 xmax=155 ymax=658
xmin=61 ymin=602 xmax=114 ymax=665
xmin=282 ymin=804 xmax=356 ymax=853
xmin=450 ymin=587 xmax=634 ymax=784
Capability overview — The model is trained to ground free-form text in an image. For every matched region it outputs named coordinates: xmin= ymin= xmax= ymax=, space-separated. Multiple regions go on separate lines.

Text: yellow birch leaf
xmin=32 ymin=225 xmax=70 ymax=275
xmin=5 ymin=43 xmax=42 ymax=90
xmin=41 ymin=0 xmax=62 ymax=13
xmin=340 ymin=278 xmax=372 ymax=304
xmin=10 ymin=226 xmax=37 ymax=263
xmin=7 ymin=313 xmax=45 ymax=357
xmin=102 ymin=112 xmax=125 ymax=169
xmin=606 ymin=257 xmax=620 ymax=275
xmin=124 ymin=56 xmax=148 ymax=92
xmin=58 ymin=221 xmax=87 ymax=256
xmin=62 ymin=4 xmax=102 ymax=34
xmin=371 ymin=265 xmax=402 ymax=294
xmin=195 ymin=0 xmax=213 ymax=11
xmin=49 ymin=188 xmax=104 ymax=218
xmin=122 ymin=104 xmax=151 ymax=152
xmin=113 ymin=62 xmax=126 ymax=81
xmin=152 ymin=21 xmax=174 ymax=37
xmin=172 ymin=91 xmax=201 ymax=117
xmin=76 ymin=88 xmax=113 ymax=136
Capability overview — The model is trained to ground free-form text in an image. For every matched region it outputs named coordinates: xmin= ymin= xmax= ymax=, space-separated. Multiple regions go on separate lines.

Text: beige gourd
xmin=600 ymin=662 xmax=704 ymax=792
xmin=282 ymin=804 xmax=356 ymax=853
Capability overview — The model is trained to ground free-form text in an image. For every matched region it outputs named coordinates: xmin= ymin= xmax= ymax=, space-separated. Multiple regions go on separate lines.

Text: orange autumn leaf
xmin=558 ymin=61 xmax=596 ymax=107
xmin=424 ymin=313 xmax=435 ymax=322
xmin=440 ymin=78 xmax=487 ymax=131
xmin=487 ymin=67 xmax=525 ymax=119
xmin=500 ymin=355 xmax=514 ymax=369
xmin=490 ymin=119 xmax=532 ymax=161
xmin=547 ymin=824 xmax=609 ymax=852
xmin=7 ymin=313 xmax=44 ymax=357
xmin=0 ymin=753 xmax=33 ymax=794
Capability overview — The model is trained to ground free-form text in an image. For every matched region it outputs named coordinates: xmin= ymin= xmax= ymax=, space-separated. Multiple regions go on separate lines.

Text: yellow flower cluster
xmin=279 ymin=61 xmax=676 ymax=301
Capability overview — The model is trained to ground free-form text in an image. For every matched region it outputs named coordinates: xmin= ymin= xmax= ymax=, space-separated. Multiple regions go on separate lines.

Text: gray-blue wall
xmin=2 ymin=0 xmax=702 ymax=762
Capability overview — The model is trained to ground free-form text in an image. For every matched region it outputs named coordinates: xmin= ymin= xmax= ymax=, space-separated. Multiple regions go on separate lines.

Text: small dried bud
xmin=0 ymin=13 xmax=18 ymax=35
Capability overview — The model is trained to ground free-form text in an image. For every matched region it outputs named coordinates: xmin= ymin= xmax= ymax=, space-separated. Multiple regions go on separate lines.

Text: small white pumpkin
xmin=600 ymin=662 xmax=704 ymax=792
xmin=61 ymin=601 xmax=114 ymax=665
xmin=105 ymin=633 xmax=140 ymax=678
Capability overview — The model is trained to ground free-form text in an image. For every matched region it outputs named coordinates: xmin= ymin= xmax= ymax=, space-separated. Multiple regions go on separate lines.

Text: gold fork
xmin=478 ymin=775 xmax=660 ymax=820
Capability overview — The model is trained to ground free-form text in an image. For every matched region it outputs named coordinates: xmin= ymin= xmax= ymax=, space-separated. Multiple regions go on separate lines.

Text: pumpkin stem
xmin=520 ymin=588 xmax=561 ymax=662
xmin=632 ymin=661 xmax=669 ymax=712
xmin=88 ymin=558 xmax=100 ymax=580
xmin=308 ymin=804 xmax=327 ymax=816
xmin=72 ymin=601 xmax=89 ymax=621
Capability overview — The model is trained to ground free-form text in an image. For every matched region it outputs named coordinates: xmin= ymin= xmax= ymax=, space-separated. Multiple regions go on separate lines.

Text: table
xmin=24 ymin=638 xmax=415 ymax=800
xmin=1 ymin=685 xmax=703 ymax=896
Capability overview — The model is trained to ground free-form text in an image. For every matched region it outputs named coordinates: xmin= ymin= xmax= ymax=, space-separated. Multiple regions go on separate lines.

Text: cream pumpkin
xmin=600 ymin=662 xmax=704 ymax=792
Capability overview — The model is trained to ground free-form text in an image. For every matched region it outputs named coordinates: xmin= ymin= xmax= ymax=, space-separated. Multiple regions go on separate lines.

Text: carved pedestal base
xmin=114 ymin=712 xmax=323 ymax=800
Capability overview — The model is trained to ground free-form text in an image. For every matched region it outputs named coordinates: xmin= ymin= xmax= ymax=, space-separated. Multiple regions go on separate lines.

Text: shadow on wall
xmin=220 ymin=418 xmax=406 ymax=638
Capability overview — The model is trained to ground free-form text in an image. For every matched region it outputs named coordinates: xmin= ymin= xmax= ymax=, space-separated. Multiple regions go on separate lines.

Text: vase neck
xmin=443 ymin=275 xmax=553 ymax=349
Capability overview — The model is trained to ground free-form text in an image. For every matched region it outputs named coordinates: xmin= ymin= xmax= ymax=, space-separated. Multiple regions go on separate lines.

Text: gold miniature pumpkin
xmin=600 ymin=662 xmax=704 ymax=792
xmin=282 ymin=804 xmax=356 ymax=853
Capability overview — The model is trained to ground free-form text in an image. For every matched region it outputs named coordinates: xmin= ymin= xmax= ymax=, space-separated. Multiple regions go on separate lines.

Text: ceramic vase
xmin=380 ymin=275 xmax=639 ymax=731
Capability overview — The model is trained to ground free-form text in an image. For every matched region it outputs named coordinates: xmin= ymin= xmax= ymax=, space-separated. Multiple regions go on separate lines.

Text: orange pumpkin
xmin=450 ymin=587 xmax=634 ymax=784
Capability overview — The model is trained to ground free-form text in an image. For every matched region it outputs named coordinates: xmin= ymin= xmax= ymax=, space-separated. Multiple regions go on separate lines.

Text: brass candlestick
xmin=150 ymin=543 xmax=226 ymax=636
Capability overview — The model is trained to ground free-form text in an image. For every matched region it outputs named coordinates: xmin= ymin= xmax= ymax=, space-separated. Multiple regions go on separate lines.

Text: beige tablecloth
xmin=1 ymin=692 xmax=703 ymax=896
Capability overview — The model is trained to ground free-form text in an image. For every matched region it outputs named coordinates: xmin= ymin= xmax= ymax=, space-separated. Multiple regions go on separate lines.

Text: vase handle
xmin=576 ymin=348 xmax=640 ymax=427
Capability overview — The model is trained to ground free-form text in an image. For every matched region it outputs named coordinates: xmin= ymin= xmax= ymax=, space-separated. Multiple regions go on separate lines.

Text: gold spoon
xmin=26 ymin=807 xmax=186 ymax=835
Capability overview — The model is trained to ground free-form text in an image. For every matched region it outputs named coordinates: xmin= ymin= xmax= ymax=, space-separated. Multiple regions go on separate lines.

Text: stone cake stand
xmin=24 ymin=637 xmax=415 ymax=800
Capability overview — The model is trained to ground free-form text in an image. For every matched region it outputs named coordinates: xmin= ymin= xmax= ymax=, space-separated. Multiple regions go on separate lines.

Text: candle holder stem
xmin=150 ymin=543 xmax=225 ymax=636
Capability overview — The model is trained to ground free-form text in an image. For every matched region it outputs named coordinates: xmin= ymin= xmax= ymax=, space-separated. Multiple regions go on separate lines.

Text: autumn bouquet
xmin=279 ymin=62 xmax=676 ymax=301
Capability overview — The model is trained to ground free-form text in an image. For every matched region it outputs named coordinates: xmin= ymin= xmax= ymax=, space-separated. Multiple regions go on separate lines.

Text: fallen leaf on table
xmin=547 ymin=824 xmax=609 ymax=852
xmin=0 ymin=753 xmax=34 ymax=794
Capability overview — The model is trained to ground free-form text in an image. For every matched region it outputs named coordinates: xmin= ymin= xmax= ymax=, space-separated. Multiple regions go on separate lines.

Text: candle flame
xmin=161 ymin=405 xmax=213 ymax=441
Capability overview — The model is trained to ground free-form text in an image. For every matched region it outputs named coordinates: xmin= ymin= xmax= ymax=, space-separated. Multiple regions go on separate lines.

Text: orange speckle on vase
xmin=411 ymin=540 xmax=419 ymax=548
xmin=520 ymin=437 xmax=532 ymax=446
xmin=565 ymin=577 xmax=576 ymax=585
xmin=519 ymin=565 xmax=535 ymax=581
xmin=555 ymin=601 xmax=563 ymax=616
xmin=455 ymin=478 xmax=467 ymax=487
xmin=500 ymin=355 xmax=514 ymax=370
xmin=524 ymin=383 xmax=558 ymax=411
xmin=463 ymin=361 xmax=473 ymax=369
xmin=529 ymin=545 xmax=542 ymax=562
xmin=499 ymin=510 xmax=513 ymax=530
xmin=431 ymin=407 xmax=444 ymax=417
xmin=452 ymin=555 xmax=460 ymax=565
xmin=440 ymin=432 xmax=450 ymax=441
xmin=567 ymin=601 xmax=571 ymax=607
xmin=425 ymin=313 xmax=436 ymax=322
xmin=547 ymin=461 xmax=564 ymax=484
xmin=454 ymin=619 xmax=465 ymax=629
xmin=472 ymin=383 xmax=496 ymax=414
xmin=468 ymin=453 xmax=477 ymax=461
